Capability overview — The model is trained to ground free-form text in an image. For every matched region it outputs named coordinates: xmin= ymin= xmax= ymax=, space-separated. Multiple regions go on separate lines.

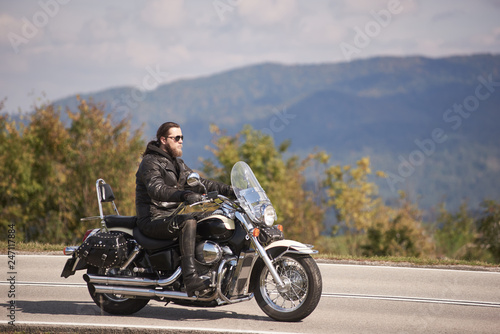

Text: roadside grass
xmin=1 ymin=241 xmax=498 ymax=269
xmin=0 ymin=240 xmax=67 ymax=254
xmin=313 ymin=253 xmax=499 ymax=269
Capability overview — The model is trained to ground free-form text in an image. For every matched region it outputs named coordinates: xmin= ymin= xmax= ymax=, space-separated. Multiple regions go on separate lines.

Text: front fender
xmin=264 ymin=239 xmax=318 ymax=255
xmin=249 ymin=240 xmax=317 ymax=294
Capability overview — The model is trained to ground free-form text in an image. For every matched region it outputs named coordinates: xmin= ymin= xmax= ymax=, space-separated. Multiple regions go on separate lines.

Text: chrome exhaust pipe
xmin=93 ymin=285 xmax=200 ymax=300
xmin=92 ymin=284 xmax=252 ymax=304
xmin=88 ymin=257 xmax=254 ymax=305
xmin=84 ymin=267 xmax=182 ymax=287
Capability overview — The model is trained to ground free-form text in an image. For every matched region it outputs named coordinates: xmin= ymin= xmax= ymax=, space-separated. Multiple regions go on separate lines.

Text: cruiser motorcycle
xmin=61 ymin=161 xmax=322 ymax=322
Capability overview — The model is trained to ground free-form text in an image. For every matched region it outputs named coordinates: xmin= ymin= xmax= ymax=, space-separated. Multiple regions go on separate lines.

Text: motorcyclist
xmin=135 ymin=121 xmax=234 ymax=296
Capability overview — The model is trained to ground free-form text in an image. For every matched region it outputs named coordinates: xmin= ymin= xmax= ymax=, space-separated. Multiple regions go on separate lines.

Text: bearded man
xmin=135 ymin=121 xmax=234 ymax=296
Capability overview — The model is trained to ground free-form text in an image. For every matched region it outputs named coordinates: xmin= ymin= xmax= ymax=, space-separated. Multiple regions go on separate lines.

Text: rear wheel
xmin=253 ymin=254 xmax=322 ymax=322
xmin=87 ymin=266 xmax=150 ymax=315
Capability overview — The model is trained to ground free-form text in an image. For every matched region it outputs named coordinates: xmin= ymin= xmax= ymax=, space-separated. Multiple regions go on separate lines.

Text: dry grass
xmin=2 ymin=241 xmax=498 ymax=271
xmin=0 ymin=240 xmax=68 ymax=255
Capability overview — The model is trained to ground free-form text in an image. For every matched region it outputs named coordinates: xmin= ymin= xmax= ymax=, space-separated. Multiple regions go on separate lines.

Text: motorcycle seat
xmin=104 ymin=215 xmax=137 ymax=229
xmin=133 ymin=227 xmax=177 ymax=250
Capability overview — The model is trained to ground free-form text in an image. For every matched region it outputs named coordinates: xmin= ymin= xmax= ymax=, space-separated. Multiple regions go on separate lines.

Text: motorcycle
xmin=61 ymin=161 xmax=322 ymax=322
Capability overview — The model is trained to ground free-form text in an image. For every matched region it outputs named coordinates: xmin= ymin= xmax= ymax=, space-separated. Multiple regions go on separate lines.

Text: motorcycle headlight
xmin=261 ymin=204 xmax=277 ymax=227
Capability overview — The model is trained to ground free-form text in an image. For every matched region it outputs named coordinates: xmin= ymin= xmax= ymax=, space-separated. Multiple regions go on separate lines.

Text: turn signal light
xmin=252 ymin=228 xmax=260 ymax=237
xmin=64 ymin=246 xmax=77 ymax=256
xmin=82 ymin=229 xmax=94 ymax=242
xmin=277 ymin=225 xmax=283 ymax=232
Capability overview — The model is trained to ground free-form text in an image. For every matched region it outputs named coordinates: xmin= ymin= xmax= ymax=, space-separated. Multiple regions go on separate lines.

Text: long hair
xmin=143 ymin=121 xmax=180 ymax=156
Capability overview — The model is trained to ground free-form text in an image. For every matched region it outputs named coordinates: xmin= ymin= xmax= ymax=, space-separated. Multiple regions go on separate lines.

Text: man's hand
xmin=183 ymin=191 xmax=203 ymax=205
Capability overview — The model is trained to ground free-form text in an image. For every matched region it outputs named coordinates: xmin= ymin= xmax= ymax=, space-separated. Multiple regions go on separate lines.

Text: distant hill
xmin=51 ymin=54 xmax=500 ymax=211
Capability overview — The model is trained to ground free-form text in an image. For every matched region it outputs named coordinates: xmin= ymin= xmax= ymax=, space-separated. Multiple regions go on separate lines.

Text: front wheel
xmin=253 ymin=254 xmax=322 ymax=322
xmin=87 ymin=266 xmax=150 ymax=315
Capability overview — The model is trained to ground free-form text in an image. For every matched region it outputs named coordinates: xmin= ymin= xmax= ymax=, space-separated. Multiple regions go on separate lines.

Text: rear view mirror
xmin=186 ymin=172 xmax=207 ymax=194
xmin=187 ymin=172 xmax=201 ymax=187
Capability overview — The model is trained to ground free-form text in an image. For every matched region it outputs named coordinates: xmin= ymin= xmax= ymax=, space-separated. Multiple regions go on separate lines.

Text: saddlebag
xmin=76 ymin=231 xmax=128 ymax=269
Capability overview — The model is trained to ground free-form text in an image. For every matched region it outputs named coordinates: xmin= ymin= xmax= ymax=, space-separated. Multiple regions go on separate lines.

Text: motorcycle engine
xmin=195 ymin=240 xmax=223 ymax=265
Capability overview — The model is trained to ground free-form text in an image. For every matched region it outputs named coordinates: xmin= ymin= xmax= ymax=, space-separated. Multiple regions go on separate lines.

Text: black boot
xmin=180 ymin=219 xmax=210 ymax=297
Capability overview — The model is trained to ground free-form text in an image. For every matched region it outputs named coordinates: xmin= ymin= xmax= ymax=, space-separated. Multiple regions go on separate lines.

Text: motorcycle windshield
xmin=231 ymin=161 xmax=272 ymax=222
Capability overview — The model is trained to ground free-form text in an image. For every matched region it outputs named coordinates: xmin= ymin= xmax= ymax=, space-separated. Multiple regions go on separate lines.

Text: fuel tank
xmin=196 ymin=214 xmax=235 ymax=242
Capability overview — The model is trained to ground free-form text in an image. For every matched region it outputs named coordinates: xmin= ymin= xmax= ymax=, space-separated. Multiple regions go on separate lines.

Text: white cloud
xmin=298 ymin=13 xmax=345 ymax=45
xmin=140 ymin=0 xmax=186 ymax=28
xmin=1 ymin=0 xmax=500 ymax=113
xmin=238 ymin=0 xmax=298 ymax=25
xmin=82 ymin=17 xmax=118 ymax=42
xmin=0 ymin=13 xmax=50 ymax=54
xmin=0 ymin=14 xmax=19 ymax=48
xmin=125 ymin=40 xmax=163 ymax=68
xmin=343 ymin=0 xmax=395 ymax=12
xmin=123 ymin=40 xmax=193 ymax=69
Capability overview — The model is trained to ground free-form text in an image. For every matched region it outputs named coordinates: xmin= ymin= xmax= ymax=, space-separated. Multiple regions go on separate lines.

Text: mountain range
xmin=52 ymin=54 xmax=500 ymax=212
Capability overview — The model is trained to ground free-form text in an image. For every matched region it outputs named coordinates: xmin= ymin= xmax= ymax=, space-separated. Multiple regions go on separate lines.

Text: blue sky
xmin=1 ymin=0 xmax=500 ymax=113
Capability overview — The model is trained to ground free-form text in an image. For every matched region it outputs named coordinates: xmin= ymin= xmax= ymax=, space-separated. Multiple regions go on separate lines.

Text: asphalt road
xmin=1 ymin=255 xmax=499 ymax=333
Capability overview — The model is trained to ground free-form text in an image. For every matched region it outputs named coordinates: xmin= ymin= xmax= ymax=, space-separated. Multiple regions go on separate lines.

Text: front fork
xmin=234 ymin=212 xmax=286 ymax=289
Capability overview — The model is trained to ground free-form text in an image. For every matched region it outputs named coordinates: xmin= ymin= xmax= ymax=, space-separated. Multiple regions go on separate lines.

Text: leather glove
xmin=183 ymin=191 xmax=203 ymax=205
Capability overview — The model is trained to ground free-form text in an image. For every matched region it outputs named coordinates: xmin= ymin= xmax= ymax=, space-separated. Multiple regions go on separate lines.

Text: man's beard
xmin=166 ymin=145 xmax=182 ymax=158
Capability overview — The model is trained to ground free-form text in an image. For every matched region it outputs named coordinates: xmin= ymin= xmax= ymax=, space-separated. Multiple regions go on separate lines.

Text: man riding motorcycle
xmin=135 ymin=121 xmax=234 ymax=296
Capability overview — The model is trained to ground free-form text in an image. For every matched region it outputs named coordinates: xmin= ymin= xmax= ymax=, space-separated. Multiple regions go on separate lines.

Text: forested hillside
xmin=51 ymin=54 xmax=500 ymax=211
xmin=2 ymin=99 xmax=500 ymax=263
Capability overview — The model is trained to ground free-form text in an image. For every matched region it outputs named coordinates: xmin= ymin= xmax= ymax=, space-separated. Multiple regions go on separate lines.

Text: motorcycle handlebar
xmin=206 ymin=191 xmax=218 ymax=199
xmin=188 ymin=191 xmax=220 ymax=207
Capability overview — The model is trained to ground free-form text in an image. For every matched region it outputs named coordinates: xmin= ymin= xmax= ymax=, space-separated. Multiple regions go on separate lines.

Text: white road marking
xmin=317 ymin=262 xmax=500 ymax=274
xmin=323 ymin=293 xmax=500 ymax=308
xmin=1 ymin=321 xmax=301 ymax=334
xmin=0 ymin=281 xmax=86 ymax=288
xmin=3 ymin=255 xmax=499 ymax=274
xmin=4 ymin=281 xmax=499 ymax=309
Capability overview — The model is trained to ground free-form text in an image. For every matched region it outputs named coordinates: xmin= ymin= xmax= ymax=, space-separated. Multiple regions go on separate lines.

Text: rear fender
xmin=107 ymin=226 xmax=134 ymax=236
xmin=61 ymin=254 xmax=88 ymax=278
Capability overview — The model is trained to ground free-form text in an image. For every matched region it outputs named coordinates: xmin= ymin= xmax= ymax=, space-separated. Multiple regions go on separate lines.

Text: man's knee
xmin=182 ymin=218 xmax=196 ymax=230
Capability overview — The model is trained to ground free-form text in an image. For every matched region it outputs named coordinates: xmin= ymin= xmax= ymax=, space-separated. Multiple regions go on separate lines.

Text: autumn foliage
xmin=0 ymin=98 xmax=144 ymax=243
xmin=1 ymin=99 xmax=498 ymax=263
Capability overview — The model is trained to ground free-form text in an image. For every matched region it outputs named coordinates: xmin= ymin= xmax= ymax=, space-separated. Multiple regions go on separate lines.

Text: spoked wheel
xmin=87 ymin=266 xmax=150 ymax=315
xmin=253 ymin=254 xmax=322 ymax=322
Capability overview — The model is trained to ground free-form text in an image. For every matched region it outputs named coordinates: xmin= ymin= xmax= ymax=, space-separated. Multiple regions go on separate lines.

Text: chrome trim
xmin=93 ymin=285 xmax=198 ymax=300
xmin=96 ymin=179 xmax=119 ymax=223
xmin=64 ymin=246 xmax=79 ymax=256
xmin=120 ymin=244 xmax=141 ymax=270
xmin=265 ymin=240 xmax=318 ymax=255
xmin=219 ymin=293 xmax=254 ymax=305
xmin=219 ymin=201 xmax=236 ymax=219
xmin=198 ymin=241 xmax=223 ymax=265
xmin=85 ymin=266 xmax=182 ymax=287
xmin=80 ymin=216 xmax=101 ymax=222
xmin=216 ymin=256 xmax=255 ymax=305
xmin=217 ymin=257 xmax=234 ymax=304
xmin=234 ymin=211 xmax=285 ymax=289
xmin=227 ymin=250 xmax=258 ymax=297
xmin=90 ymin=256 xmax=255 ymax=305
xmin=93 ymin=283 xmax=255 ymax=304
xmin=71 ymin=257 xmax=81 ymax=271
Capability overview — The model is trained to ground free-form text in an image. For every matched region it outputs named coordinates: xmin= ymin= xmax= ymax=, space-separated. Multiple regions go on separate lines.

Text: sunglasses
xmin=167 ymin=135 xmax=184 ymax=142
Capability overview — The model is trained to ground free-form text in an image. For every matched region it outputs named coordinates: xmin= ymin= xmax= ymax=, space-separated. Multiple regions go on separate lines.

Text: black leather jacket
xmin=135 ymin=143 xmax=233 ymax=225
